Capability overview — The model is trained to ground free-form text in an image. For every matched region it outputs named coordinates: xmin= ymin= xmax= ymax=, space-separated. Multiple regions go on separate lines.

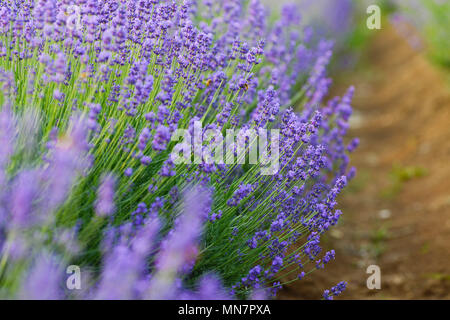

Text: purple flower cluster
xmin=95 ymin=174 xmax=116 ymax=217
xmin=323 ymin=281 xmax=347 ymax=300
xmin=88 ymin=186 xmax=234 ymax=299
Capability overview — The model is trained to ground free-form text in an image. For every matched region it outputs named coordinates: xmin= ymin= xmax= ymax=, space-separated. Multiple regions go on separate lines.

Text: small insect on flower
xmin=205 ymin=79 xmax=212 ymax=87
xmin=80 ymin=72 xmax=89 ymax=80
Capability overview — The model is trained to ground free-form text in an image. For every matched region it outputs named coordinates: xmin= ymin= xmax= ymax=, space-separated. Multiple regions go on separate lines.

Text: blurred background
xmin=265 ymin=0 xmax=450 ymax=299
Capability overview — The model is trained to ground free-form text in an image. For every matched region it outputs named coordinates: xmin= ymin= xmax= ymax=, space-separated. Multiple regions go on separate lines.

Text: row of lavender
xmin=0 ymin=0 xmax=356 ymax=299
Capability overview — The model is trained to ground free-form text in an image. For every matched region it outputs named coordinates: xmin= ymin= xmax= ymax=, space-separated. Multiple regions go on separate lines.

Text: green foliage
xmin=381 ymin=164 xmax=427 ymax=199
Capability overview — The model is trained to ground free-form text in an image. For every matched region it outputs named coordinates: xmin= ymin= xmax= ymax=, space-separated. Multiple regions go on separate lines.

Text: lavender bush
xmin=0 ymin=0 xmax=356 ymax=299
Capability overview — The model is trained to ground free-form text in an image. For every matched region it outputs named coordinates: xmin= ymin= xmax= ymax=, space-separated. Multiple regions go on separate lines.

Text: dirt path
xmin=280 ymin=25 xmax=450 ymax=299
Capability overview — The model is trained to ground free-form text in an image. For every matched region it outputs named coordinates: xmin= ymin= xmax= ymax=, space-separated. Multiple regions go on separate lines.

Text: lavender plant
xmin=0 ymin=0 xmax=355 ymax=299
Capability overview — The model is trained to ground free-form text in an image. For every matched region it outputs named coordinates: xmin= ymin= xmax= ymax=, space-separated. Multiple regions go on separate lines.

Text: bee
xmin=243 ymin=83 xmax=249 ymax=91
xmin=205 ymin=79 xmax=212 ymax=87
xmin=80 ymin=72 xmax=88 ymax=79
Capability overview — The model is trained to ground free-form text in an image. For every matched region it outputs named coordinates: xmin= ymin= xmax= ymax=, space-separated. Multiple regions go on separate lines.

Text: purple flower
xmin=140 ymin=155 xmax=152 ymax=166
xmin=152 ymin=125 xmax=171 ymax=151
xmin=147 ymin=186 xmax=212 ymax=299
xmin=323 ymin=281 xmax=347 ymax=300
xmin=10 ymin=170 xmax=40 ymax=227
xmin=124 ymin=167 xmax=133 ymax=177
xmin=96 ymin=174 xmax=117 ymax=217
xmin=53 ymin=89 xmax=64 ymax=101
xmin=19 ymin=253 xmax=63 ymax=300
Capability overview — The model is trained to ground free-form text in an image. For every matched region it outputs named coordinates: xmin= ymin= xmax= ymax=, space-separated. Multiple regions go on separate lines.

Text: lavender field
xmin=0 ymin=0 xmax=448 ymax=301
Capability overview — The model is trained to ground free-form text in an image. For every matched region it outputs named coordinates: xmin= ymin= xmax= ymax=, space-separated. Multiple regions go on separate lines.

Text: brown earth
xmin=279 ymin=25 xmax=450 ymax=299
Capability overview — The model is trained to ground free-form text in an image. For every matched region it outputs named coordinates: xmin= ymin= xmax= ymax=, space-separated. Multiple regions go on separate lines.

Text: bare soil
xmin=279 ymin=25 xmax=450 ymax=299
